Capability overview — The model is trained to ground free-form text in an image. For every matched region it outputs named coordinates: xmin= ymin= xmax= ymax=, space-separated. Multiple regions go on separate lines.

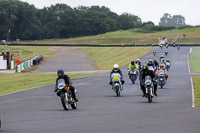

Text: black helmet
xmin=131 ymin=60 xmax=135 ymax=65
xmin=57 ymin=69 xmax=64 ymax=77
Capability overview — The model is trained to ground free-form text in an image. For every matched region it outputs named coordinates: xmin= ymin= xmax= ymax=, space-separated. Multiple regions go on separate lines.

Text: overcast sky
xmin=21 ymin=0 xmax=200 ymax=25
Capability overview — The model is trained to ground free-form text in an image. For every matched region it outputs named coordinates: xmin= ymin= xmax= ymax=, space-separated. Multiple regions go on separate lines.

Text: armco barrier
xmin=33 ymin=55 xmax=43 ymax=65
xmin=7 ymin=43 xmax=200 ymax=47
xmin=16 ymin=55 xmax=42 ymax=73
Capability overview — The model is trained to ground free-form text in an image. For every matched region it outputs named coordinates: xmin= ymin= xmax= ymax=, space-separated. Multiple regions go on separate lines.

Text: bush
xmin=133 ymin=26 xmax=176 ymax=33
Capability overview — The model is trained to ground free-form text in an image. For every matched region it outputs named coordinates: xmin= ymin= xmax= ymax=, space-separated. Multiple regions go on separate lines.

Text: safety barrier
xmin=16 ymin=55 xmax=43 ymax=73
xmin=7 ymin=43 xmax=200 ymax=47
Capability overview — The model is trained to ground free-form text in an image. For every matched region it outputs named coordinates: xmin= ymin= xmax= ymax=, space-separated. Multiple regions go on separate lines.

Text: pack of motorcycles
xmin=111 ymin=59 xmax=170 ymax=103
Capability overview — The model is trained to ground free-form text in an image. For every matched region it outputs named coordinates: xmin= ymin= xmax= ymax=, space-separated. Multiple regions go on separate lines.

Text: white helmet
xmin=136 ymin=59 xmax=140 ymax=61
xmin=113 ymin=64 xmax=119 ymax=72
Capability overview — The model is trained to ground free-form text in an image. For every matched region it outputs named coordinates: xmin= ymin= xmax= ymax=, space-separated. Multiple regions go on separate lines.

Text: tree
xmin=159 ymin=13 xmax=186 ymax=27
xmin=171 ymin=15 xmax=186 ymax=27
xmin=118 ymin=13 xmax=142 ymax=30
xmin=0 ymin=1 xmax=143 ymax=40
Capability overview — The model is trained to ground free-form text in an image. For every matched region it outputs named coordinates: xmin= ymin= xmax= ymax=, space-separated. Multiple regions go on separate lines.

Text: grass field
xmin=190 ymin=47 xmax=200 ymax=107
xmin=14 ymin=27 xmax=200 ymax=45
xmin=192 ymin=77 xmax=200 ymax=107
xmin=0 ymin=45 xmax=54 ymax=61
xmin=79 ymin=47 xmax=152 ymax=70
xmin=190 ymin=48 xmax=200 ymax=73
xmin=0 ymin=73 xmax=92 ymax=95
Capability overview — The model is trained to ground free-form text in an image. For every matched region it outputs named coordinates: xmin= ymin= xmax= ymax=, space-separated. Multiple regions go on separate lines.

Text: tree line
xmin=0 ymin=0 xmax=186 ymax=41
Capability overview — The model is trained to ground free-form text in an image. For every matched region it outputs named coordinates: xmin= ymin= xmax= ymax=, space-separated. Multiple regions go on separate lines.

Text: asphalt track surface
xmin=34 ymin=47 xmax=96 ymax=73
xmin=1 ymin=47 xmax=200 ymax=133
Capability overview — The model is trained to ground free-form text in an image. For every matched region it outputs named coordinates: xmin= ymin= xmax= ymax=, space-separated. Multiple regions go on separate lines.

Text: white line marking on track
xmin=187 ymin=48 xmax=195 ymax=107
xmin=190 ymin=76 xmax=195 ymax=107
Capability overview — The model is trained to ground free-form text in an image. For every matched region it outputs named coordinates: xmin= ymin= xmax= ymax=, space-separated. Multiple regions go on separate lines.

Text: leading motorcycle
xmin=111 ymin=73 xmax=123 ymax=97
xmin=56 ymin=79 xmax=77 ymax=110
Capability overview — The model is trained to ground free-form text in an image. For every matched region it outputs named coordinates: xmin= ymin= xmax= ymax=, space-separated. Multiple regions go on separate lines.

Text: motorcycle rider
xmin=153 ymin=59 xmax=159 ymax=69
xmin=166 ymin=58 xmax=171 ymax=65
xmin=160 ymin=55 xmax=165 ymax=61
xmin=158 ymin=64 xmax=168 ymax=80
xmin=110 ymin=64 xmax=125 ymax=85
xmin=153 ymin=49 xmax=156 ymax=56
xmin=128 ymin=61 xmax=139 ymax=78
xmin=147 ymin=59 xmax=154 ymax=68
xmin=54 ymin=69 xmax=79 ymax=102
xmin=173 ymin=43 xmax=176 ymax=48
xmin=165 ymin=49 xmax=168 ymax=56
xmin=177 ymin=45 xmax=180 ymax=50
xmin=140 ymin=65 xmax=157 ymax=97
xmin=136 ymin=59 xmax=141 ymax=70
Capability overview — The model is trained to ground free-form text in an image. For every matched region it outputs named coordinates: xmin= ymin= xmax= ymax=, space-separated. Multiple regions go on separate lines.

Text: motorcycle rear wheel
xmin=71 ymin=102 xmax=77 ymax=109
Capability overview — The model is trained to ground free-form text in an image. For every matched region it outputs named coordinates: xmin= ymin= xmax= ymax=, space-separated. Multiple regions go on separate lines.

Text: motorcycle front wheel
xmin=116 ymin=88 xmax=120 ymax=97
xmin=161 ymin=82 xmax=163 ymax=89
xmin=61 ymin=93 xmax=69 ymax=110
xmin=131 ymin=75 xmax=135 ymax=84
xmin=148 ymin=89 xmax=152 ymax=103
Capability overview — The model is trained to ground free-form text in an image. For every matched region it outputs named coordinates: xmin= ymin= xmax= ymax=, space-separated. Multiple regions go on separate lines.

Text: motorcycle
xmin=144 ymin=76 xmax=154 ymax=103
xmin=165 ymin=62 xmax=171 ymax=71
xmin=157 ymin=70 xmax=166 ymax=89
xmin=165 ymin=51 xmax=168 ymax=56
xmin=153 ymin=51 xmax=156 ymax=56
xmin=57 ymin=79 xmax=77 ymax=110
xmin=148 ymin=66 xmax=155 ymax=72
xmin=177 ymin=46 xmax=180 ymax=50
xmin=111 ymin=73 xmax=123 ymax=97
xmin=129 ymin=67 xmax=138 ymax=84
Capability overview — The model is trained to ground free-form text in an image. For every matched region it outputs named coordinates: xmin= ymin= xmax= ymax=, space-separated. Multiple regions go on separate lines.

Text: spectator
xmin=16 ymin=58 xmax=21 ymax=65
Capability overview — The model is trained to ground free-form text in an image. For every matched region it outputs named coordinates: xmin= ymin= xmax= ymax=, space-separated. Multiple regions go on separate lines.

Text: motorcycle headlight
xmin=58 ymin=83 xmax=65 ymax=90
xmin=159 ymin=73 xmax=164 ymax=76
xmin=145 ymin=80 xmax=151 ymax=85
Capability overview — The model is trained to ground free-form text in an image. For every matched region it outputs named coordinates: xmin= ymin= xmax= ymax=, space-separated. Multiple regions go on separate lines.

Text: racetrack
xmin=1 ymin=47 xmax=200 ymax=133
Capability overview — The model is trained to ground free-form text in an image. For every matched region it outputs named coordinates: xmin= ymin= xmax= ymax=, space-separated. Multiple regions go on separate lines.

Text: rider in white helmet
xmin=136 ymin=59 xmax=141 ymax=70
xmin=109 ymin=64 xmax=124 ymax=85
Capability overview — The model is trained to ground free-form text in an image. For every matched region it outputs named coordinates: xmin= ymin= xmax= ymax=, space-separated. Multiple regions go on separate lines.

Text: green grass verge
xmin=190 ymin=47 xmax=200 ymax=106
xmin=192 ymin=77 xmax=200 ymax=107
xmin=0 ymin=45 xmax=54 ymax=61
xmin=0 ymin=73 xmax=92 ymax=95
xmin=190 ymin=48 xmax=200 ymax=73
xmin=15 ymin=27 xmax=200 ymax=45
xmin=78 ymin=47 xmax=152 ymax=70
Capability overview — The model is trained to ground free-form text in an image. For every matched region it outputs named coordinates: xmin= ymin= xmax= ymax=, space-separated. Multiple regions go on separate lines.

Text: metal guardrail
xmin=6 ymin=43 xmax=200 ymax=47
xmin=16 ymin=55 xmax=43 ymax=73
